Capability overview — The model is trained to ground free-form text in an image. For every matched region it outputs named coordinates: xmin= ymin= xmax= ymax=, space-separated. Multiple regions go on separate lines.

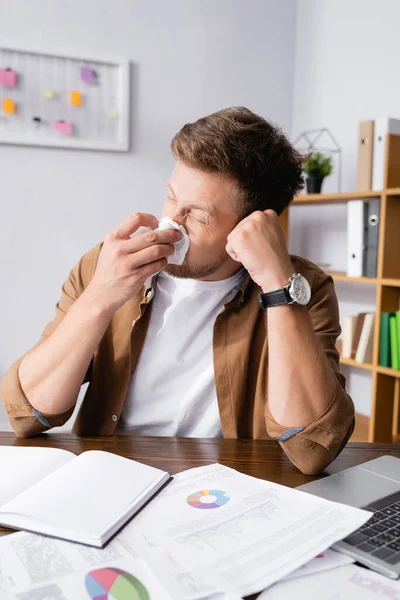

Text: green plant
xmin=304 ymin=152 xmax=333 ymax=178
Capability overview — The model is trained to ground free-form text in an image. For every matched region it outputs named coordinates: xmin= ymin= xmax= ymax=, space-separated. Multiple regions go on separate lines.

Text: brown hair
xmin=171 ymin=106 xmax=306 ymax=216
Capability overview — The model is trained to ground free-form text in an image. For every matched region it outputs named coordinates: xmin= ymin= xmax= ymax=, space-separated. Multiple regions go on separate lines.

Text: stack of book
xmin=380 ymin=312 xmax=400 ymax=370
xmin=341 ymin=313 xmax=375 ymax=364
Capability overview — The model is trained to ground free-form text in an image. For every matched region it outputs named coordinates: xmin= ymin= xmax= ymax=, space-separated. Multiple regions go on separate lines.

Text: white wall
xmin=0 ymin=0 xmax=297 ymax=429
xmin=290 ymin=0 xmax=400 ymax=416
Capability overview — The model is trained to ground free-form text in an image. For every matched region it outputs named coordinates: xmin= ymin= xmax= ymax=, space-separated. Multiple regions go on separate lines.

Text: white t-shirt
xmin=119 ymin=269 xmax=245 ymax=437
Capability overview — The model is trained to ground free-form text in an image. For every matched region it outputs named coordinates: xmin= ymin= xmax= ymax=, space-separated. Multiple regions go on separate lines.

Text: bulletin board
xmin=0 ymin=44 xmax=130 ymax=152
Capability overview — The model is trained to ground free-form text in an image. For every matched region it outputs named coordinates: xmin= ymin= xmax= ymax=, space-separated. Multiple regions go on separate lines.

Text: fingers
xmin=227 ymin=210 xmax=271 ymax=243
xmin=128 ymin=243 xmax=175 ymax=269
xmin=108 ymin=213 xmax=160 ymax=241
xmin=123 ymin=228 xmax=183 ymax=254
xmin=137 ymin=257 xmax=169 ymax=280
xmin=225 ymin=242 xmax=241 ymax=263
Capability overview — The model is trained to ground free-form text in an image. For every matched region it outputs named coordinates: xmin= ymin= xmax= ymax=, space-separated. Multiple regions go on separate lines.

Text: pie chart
xmin=186 ymin=489 xmax=230 ymax=509
xmin=85 ymin=567 xmax=150 ymax=600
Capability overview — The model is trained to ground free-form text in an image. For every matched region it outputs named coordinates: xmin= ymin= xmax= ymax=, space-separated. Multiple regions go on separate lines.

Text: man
xmin=1 ymin=107 xmax=354 ymax=475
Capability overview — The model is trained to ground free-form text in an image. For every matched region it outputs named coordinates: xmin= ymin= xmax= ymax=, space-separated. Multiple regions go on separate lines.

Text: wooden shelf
xmin=385 ymin=188 xmax=400 ymax=196
xmin=380 ymin=278 xmax=400 ymax=287
xmin=376 ymin=365 xmax=400 ymax=378
xmin=328 ymin=271 xmax=377 ymax=284
xmin=339 ymin=359 xmax=400 ymax=379
xmin=293 ymin=187 xmax=400 ymax=206
xmin=293 ymin=190 xmax=381 ymax=205
xmin=340 ymin=357 xmax=373 ymax=371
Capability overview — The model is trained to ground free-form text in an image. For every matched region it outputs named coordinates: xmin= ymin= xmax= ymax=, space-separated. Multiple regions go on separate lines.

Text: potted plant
xmin=304 ymin=152 xmax=333 ymax=194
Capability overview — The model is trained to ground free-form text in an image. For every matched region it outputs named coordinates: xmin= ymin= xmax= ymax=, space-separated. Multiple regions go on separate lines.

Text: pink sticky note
xmin=0 ymin=68 xmax=17 ymax=88
xmin=55 ymin=120 xmax=73 ymax=134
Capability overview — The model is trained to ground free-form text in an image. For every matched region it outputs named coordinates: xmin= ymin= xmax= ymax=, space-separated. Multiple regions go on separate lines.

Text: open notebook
xmin=0 ymin=446 xmax=170 ymax=548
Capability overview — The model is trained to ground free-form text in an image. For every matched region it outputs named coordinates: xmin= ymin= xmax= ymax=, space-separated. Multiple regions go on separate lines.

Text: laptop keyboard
xmin=343 ymin=490 xmax=400 ymax=565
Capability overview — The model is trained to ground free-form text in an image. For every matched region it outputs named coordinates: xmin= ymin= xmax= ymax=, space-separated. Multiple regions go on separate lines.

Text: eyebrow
xmin=165 ymin=181 xmax=213 ymax=214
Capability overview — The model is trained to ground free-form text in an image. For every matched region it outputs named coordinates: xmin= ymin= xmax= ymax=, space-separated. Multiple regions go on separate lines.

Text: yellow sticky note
xmin=44 ymin=89 xmax=54 ymax=99
xmin=109 ymin=109 xmax=118 ymax=119
xmin=70 ymin=90 xmax=82 ymax=107
xmin=3 ymin=98 xmax=16 ymax=114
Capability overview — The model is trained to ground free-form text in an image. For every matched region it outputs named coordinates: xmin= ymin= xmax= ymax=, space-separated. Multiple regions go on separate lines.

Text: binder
xmin=372 ymin=118 xmax=400 ymax=190
xmin=390 ymin=315 xmax=399 ymax=370
xmin=347 ymin=200 xmax=367 ymax=277
xmin=356 ymin=120 xmax=374 ymax=191
xmin=397 ymin=311 xmax=400 ymax=365
xmin=363 ymin=198 xmax=380 ymax=277
xmin=379 ymin=313 xmax=392 ymax=367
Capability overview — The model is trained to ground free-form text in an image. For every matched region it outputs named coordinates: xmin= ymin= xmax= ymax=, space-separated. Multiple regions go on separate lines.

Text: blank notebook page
xmin=0 ymin=450 xmax=167 ymax=539
xmin=0 ymin=446 xmax=75 ymax=505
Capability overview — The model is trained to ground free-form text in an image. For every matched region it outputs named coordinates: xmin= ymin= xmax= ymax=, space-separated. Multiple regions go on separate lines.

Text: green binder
xmin=390 ymin=315 xmax=399 ymax=370
xmin=397 ymin=311 xmax=400 ymax=368
xmin=380 ymin=313 xmax=391 ymax=367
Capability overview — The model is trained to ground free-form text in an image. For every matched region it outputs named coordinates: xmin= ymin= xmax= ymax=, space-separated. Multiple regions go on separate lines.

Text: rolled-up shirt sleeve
xmin=0 ymin=244 xmax=100 ymax=438
xmin=264 ymin=272 xmax=355 ymax=475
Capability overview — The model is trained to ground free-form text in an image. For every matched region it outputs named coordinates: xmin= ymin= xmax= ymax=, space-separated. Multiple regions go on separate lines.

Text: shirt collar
xmin=145 ymin=269 xmax=252 ymax=309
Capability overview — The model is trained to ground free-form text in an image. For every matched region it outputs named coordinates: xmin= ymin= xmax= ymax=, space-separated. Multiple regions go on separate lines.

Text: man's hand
xmin=226 ymin=210 xmax=293 ymax=293
xmin=86 ymin=212 xmax=182 ymax=314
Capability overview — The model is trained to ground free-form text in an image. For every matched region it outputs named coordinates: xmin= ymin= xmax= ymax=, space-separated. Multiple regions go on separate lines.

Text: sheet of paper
xmin=258 ymin=563 xmax=400 ymax=599
xmin=0 ymin=446 xmax=75 ymax=505
xmin=116 ymin=523 xmax=242 ymax=600
xmin=0 ymin=530 xmax=171 ymax=600
xmin=283 ymin=548 xmax=354 ymax=580
xmin=123 ymin=463 xmax=372 ymax=597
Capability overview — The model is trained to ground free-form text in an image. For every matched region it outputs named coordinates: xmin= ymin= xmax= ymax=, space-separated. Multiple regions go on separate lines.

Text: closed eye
xmin=188 ymin=212 xmax=210 ymax=225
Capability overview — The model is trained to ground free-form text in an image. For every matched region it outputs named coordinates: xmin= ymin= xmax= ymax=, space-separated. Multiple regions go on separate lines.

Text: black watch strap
xmin=259 ymin=286 xmax=292 ymax=309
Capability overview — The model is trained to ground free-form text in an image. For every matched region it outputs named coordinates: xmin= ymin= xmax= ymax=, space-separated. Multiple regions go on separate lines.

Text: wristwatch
xmin=258 ymin=273 xmax=311 ymax=309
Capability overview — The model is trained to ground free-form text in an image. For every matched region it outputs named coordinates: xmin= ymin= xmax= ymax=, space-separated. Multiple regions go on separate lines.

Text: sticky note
xmin=0 ymin=68 xmax=17 ymax=88
xmin=55 ymin=120 xmax=73 ymax=134
xmin=70 ymin=91 xmax=82 ymax=107
xmin=44 ymin=89 xmax=54 ymax=99
xmin=3 ymin=98 xmax=16 ymax=114
xmin=109 ymin=109 xmax=119 ymax=119
xmin=80 ymin=67 xmax=97 ymax=85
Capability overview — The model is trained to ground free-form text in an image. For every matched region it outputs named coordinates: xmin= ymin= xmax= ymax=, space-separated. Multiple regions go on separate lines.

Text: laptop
xmin=298 ymin=455 xmax=400 ymax=579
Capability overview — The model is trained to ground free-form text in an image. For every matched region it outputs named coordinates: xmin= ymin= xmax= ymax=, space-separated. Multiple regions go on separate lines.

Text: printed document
xmin=0 ymin=530 xmax=170 ymax=600
xmin=258 ymin=563 xmax=400 ymax=599
xmin=122 ymin=463 xmax=372 ymax=597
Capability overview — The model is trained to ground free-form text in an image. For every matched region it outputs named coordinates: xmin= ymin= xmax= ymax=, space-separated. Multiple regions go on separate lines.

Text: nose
xmin=166 ymin=208 xmax=189 ymax=228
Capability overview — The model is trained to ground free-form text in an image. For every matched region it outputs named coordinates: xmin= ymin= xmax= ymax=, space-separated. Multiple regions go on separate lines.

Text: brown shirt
xmin=1 ymin=243 xmax=354 ymax=475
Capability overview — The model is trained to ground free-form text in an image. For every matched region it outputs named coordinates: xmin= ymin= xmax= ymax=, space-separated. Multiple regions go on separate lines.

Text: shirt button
xmin=146 ymin=290 xmax=153 ymax=299
xmin=112 ymin=414 xmax=118 ymax=422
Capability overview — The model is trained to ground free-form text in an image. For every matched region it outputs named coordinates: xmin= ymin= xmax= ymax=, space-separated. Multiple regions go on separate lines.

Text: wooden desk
xmin=1 ymin=433 xmax=400 ymax=598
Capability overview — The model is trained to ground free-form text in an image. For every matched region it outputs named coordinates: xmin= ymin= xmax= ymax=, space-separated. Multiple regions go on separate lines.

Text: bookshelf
xmin=281 ymin=169 xmax=400 ymax=443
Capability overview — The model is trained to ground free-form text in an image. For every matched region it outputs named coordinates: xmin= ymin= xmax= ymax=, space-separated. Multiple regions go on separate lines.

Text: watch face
xmin=289 ymin=275 xmax=311 ymax=305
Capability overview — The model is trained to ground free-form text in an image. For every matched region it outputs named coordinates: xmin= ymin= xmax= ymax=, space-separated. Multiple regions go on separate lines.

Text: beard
xmin=164 ymin=249 xmax=230 ymax=280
